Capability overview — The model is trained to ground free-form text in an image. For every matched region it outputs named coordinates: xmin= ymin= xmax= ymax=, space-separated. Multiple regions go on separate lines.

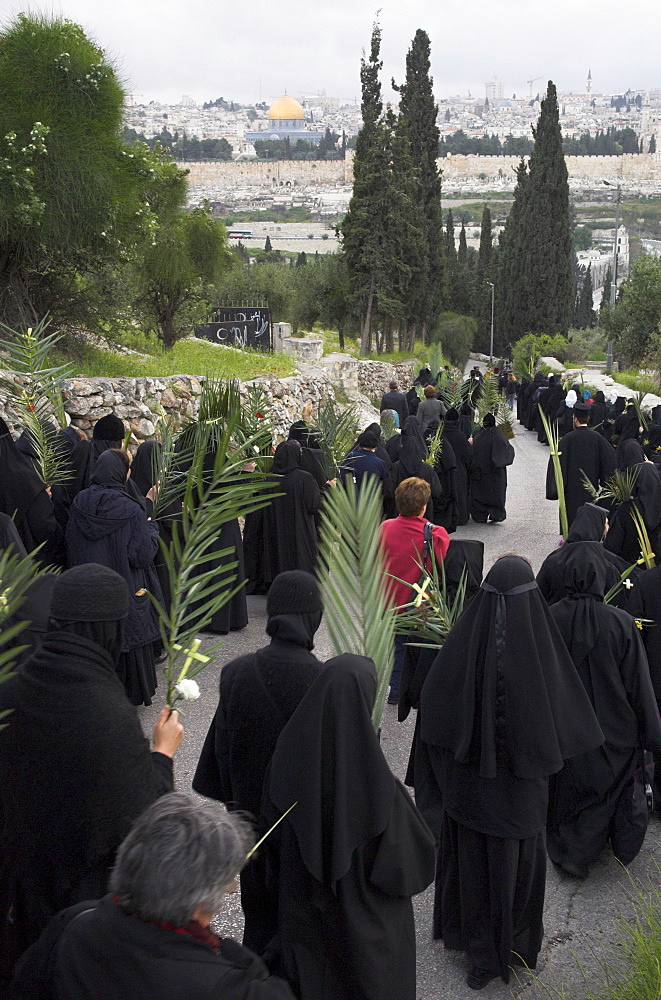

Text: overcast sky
xmin=4 ymin=0 xmax=660 ymax=107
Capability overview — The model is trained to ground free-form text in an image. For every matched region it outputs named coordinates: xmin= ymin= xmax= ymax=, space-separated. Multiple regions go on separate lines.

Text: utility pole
xmin=487 ymin=281 xmax=495 ymax=366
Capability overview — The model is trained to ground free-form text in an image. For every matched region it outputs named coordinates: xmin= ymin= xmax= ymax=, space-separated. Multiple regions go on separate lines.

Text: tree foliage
xmin=496 ymin=82 xmax=574 ymax=344
xmin=606 ymin=255 xmax=661 ymax=370
xmin=574 ymin=264 xmax=596 ymax=329
xmin=0 ymin=13 xmax=185 ymax=327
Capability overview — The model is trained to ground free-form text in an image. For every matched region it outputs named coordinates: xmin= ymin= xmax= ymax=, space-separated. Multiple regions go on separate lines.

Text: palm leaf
xmin=424 ymin=421 xmax=444 ymax=467
xmin=540 ymin=408 xmax=569 ymax=540
xmin=313 ymin=396 xmax=359 ymax=480
xmin=317 ymin=475 xmax=395 ymax=728
xmin=393 ymin=556 xmax=468 ymax=648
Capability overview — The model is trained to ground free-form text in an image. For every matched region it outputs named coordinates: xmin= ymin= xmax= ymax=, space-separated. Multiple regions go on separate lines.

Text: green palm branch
xmin=313 ymin=395 xmax=359 ymax=480
xmin=424 ymin=421 xmax=444 ymax=467
xmin=392 ymin=557 xmax=468 ymax=649
xmin=0 ymin=316 xmax=74 ymax=486
xmin=317 ymin=475 xmax=395 ymax=729
xmin=540 ymin=408 xmax=569 ymax=540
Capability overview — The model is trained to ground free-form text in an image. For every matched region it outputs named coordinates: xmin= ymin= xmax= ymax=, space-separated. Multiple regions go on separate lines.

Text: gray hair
xmin=110 ymin=792 xmax=254 ymax=926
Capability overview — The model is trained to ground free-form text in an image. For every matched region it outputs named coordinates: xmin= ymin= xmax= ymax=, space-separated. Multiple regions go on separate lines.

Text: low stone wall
xmin=1 ymin=355 xmax=416 ymax=445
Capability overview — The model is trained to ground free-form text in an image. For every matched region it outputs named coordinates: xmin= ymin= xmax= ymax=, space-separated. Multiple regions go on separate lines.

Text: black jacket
xmin=11 ymin=896 xmax=295 ymax=1000
xmin=380 ymin=390 xmax=409 ymax=428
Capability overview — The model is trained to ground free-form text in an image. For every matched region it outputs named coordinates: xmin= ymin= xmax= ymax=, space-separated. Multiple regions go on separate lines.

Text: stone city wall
xmin=183 ymin=151 xmax=661 ymax=199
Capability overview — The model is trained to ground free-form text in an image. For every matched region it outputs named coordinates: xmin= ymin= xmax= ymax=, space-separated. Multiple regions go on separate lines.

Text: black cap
xmin=357 ymin=431 xmax=379 ymax=449
xmin=573 ymin=402 xmax=590 ymax=414
xmin=93 ymin=413 xmax=125 ymax=441
xmin=50 ymin=564 xmax=129 ymax=621
xmin=267 ymin=570 xmax=322 ymax=617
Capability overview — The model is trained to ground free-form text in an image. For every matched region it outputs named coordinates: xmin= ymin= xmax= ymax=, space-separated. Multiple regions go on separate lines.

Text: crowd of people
xmin=2 ymin=358 xmax=661 ymax=997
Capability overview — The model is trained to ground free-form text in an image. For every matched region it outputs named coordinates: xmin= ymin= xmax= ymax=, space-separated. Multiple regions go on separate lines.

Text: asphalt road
xmin=137 ymin=409 xmax=661 ymax=1000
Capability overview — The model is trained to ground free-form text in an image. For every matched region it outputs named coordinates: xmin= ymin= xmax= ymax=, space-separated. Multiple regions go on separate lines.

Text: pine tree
xmin=395 ymin=29 xmax=444 ymax=346
xmin=342 ymin=22 xmax=388 ymax=354
xmin=496 ymin=82 xmax=574 ymax=341
xmin=574 ymin=264 xmax=595 ymax=328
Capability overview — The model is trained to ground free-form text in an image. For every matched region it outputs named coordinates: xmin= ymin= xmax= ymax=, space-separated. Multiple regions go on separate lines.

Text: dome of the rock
xmin=268 ymin=95 xmax=305 ymax=121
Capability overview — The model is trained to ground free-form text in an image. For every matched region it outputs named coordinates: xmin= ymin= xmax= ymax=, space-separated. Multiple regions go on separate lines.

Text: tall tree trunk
xmin=338 ymin=322 xmax=345 ymax=352
xmin=360 ymin=276 xmax=375 ymax=355
xmin=384 ymin=317 xmax=394 ymax=353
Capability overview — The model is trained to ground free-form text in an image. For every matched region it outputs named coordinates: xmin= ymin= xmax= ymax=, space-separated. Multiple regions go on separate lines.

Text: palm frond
xmin=604 ymin=559 xmax=643 ymax=605
xmin=317 ymin=475 xmax=395 ymax=729
xmin=428 ymin=343 xmax=444 ymax=379
xmin=379 ymin=410 xmax=396 ymax=442
xmin=477 ymin=371 xmax=514 ymax=438
xmin=393 ymin=556 xmax=468 ymax=648
xmin=540 ymin=409 xmax=569 ymax=540
xmin=424 ymin=421 xmax=444 ymax=467
xmin=631 ymin=502 xmax=656 ymax=569
xmin=313 ymin=396 xmax=359 ymax=479
xmin=632 ymin=391 xmax=649 ymax=432
xmin=0 ymin=317 xmax=74 ymax=486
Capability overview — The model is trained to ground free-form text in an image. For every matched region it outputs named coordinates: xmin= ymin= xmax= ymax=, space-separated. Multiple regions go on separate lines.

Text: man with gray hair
xmin=11 ymin=794 xmax=295 ymax=1000
xmin=380 ymin=379 xmax=409 ymax=428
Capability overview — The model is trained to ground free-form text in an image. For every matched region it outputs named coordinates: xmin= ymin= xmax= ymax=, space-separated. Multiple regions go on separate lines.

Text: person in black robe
xmin=416 ymin=556 xmax=603 ymax=989
xmin=627 ymin=558 xmax=661 ymax=801
xmin=613 ymin=403 xmax=641 ymax=445
xmin=66 ymin=450 xmax=163 ymax=705
xmin=363 ymin=421 xmax=393 ymax=470
xmin=0 ymin=564 xmax=181 ymax=988
xmin=0 ymin=512 xmax=27 ymax=557
xmin=643 ymin=421 xmax=661 ymax=470
xmin=555 ymin=389 xmax=577 ymax=438
xmin=243 ymin=441 xmax=323 ymax=595
xmin=536 ymin=376 xmax=564 ymax=444
xmin=261 ymin=654 xmax=436 ymax=1000
xmin=524 ymin=374 xmax=547 ymax=432
xmin=547 ymin=544 xmax=661 ymax=878
xmin=589 ymin=390 xmax=608 ymax=435
xmin=546 ymin=403 xmax=616 ymax=527
xmin=288 ymin=421 xmax=327 ymax=488
xmin=193 ymin=570 xmax=324 ymax=952
xmin=536 ymin=505 xmax=637 ymax=609
xmin=0 ymin=418 xmax=64 ymax=567
xmin=470 ymin=413 xmax=515 ymax=523
xmin=616 ymin=438 xmax=646 ymax=470
xmin=604 ymin=461 xmax=661 ymax=565
xmin=129 ymin=440 xmax=161 ymax=496
xmin=383 ymin=417 xmax=441 ymax=521
xmin=74 ymin=412 xmax=126 ymax=493
xmin=424 ymin=417 xmax=458 ymax=533
xmin=2 ymin=573 xmax=58 ymax=667
xmin=443 ymin=407 xmax=473 ymax=525
xmin=458 ymin=401 xmax=474 ymax=439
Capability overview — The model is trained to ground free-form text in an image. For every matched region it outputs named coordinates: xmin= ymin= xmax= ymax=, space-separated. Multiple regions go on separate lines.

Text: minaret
xmin=586 ymin=69 xmax=592 ymax=97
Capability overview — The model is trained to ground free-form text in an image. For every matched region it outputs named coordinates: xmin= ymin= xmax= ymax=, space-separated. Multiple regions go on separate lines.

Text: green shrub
xmin=614 ymin=370 xmax=659 ymax=394
xmin=433 ymin=313 xmax=476 ymax=370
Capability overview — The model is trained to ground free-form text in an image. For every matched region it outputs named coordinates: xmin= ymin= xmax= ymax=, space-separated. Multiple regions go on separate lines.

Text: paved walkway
xmin=139 ymin=411 xmax=661 ymax=1000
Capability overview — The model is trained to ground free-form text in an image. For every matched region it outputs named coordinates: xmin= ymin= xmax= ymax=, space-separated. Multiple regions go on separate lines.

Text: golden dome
xmin=268 ymin=95 xmax=304 ymax=121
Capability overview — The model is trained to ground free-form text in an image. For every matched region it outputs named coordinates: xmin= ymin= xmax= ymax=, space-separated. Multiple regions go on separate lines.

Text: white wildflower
xmin=175 ymin=678 xmax=201 ymax=700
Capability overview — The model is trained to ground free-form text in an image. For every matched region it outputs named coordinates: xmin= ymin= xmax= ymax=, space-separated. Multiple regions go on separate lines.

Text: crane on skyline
xmin=527 ymin=76 xmax=543 ymax=99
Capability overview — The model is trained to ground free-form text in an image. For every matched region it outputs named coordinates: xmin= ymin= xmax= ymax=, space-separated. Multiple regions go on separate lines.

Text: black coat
xmin=11 ymin=896 xmax=295 ymax=1000
xmin=470 ymin=425 xmax=514 ymax=522
xmin=443 ymin=419 xmax=473 ymax=525
xmin=379 ymin=390 xmax=409 ymax=428
xmin=0 ymin=633 xmax=173 ymax=980
xmin=547 ymin=427 xmax=615 ymax=526
xmin=66 ymin=484 xmax=162 ymax=651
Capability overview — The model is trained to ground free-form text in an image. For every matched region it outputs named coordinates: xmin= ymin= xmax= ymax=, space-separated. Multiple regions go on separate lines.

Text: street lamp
xmin=487 ymin=281 xmax=495 ymax=366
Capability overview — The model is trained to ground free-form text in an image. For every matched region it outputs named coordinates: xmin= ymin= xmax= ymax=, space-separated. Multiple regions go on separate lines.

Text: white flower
xmin=175 ymin=678 xmax=201 ymax=700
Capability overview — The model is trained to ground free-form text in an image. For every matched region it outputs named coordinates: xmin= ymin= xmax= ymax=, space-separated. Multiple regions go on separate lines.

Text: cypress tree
xmin=650 ymin=135 xmax=657 ymax=154
xmin=474 ymin=204 xmax=494 ymax=351
xmin=342 ymin=22 xmax=388 ymax=354
xmin=601 ymin=265 xmax=612 ymax=314
xmin=264 ymin=235 xmax=272 ymax=253
xmin=452 ymin=221 xmax=473 ymax=315
xmin=497 ymin=82 xmax=574 ymax=340
xmin=574 ymin=264 xmax=596 ymax=328
xmin=395 ymin=29 xmax=444 ymax=343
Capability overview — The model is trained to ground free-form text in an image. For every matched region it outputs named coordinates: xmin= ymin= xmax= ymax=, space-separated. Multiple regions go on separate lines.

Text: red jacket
xmin=379 ymin=515 xmax=450 ymax=610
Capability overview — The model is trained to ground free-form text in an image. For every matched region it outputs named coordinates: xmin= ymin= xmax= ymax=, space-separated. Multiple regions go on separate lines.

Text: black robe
xmin=604 ymin=463 xmax=661 ymax=565
xmin=0 ymin=425 xmax=64 ymax=567
xmin=547 ymin=544 xmax=661 ymax=877
xmin=546 ymin=426 xmax=615 ymax=526
xmin=470 ymin=424 xmax=515 ymax=522
xmin=262 ymin=655 xmax=435 ymax=1000
xmin=443 ymin=418 xmax=473 ymax=525
xmin=537 ymin=538 xmax=635 ymax=611
xmin=0 ymin=633 xmax=173 ymax=983
xmin=244 ymin=447 xmax=322 ymax=595
xmin=193 ymin=614 xmax=323 ymax=952
xmin=417 ymin=557 xmax=603 ymax=983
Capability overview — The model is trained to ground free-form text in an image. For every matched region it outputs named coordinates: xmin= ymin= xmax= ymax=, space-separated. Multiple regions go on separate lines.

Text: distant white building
xmin=485 ymin=77 xmax=504 ymax=102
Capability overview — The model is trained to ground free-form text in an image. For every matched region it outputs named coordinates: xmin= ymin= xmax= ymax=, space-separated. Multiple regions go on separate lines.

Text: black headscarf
xmin=288 ymin=420 xmax=321 ymax=449
xmin=130 ymin=441 xmax=161 ymax=496
xmin=265 ymin=570 xmax=323 ymax=650
xmin=612 ymin=396 xmax=627 ymax=416
xmin=472 ymin=419 xmax=515 ymax=471
xmin=399 ymin=416 xmax=428 ymax=476
xmin=90 ymin=449 xmax=129 ymax=490
xmin=551 ymin=542 xmax=608 ymax=667
xmin=272 ymin=439 xmax=302 ymax=475
xmin=48 ymin=563 xmax=130 ymax=666
xmin=645 ymin=423 xmax=661 ymax=458
xmin=420 ymin=555 xmax=604 ymax=779
xmin=633 ymin=462 xmax=661 ymax=529
xmin=567 ymin=503 xmax=609 ymax=542
xmin=268 ymin=654 xmax=396 ymax=891
xmin=595 ymin=391 xmax=605 ymax=405
xmin=0 ymin=419 xmax=46 ymax=525
xmin=616 ymin=439 xmax=646 ymax=469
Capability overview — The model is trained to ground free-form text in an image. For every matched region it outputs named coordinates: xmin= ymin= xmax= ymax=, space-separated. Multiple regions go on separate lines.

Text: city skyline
xmin=5 ymin=0 xmax=660 ymax=108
